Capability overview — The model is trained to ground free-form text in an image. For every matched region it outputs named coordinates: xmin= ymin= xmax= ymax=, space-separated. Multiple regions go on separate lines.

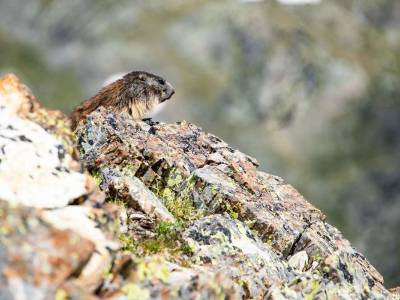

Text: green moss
xmin=163 ymin=194 xmax=199 ymax=221
xmin=55 ymin=289 xmax=67 ymax=300
xmin=119 ymin=232 xmax=137 ymax=252
xmin=305 ymin=280 xmax=321 ymax=300
xmin=108 ymin=196 xmax=127 ymax=208
xmin=166 ymin=168 xmax=184 ymax=188
xmin=156 ymin=220 xmax=177 ymax=235
xmin=161 ymin=188 xmax=176 ymax=203
xmin=136 ymin=258 xmax=170 ymax=283
xmin=150 ymin=168 xmax=201 ymax=222
xmin=91 ymin=170 xmax=102 ymax=186
xmin=264 ymin=237 xmax=274 ymax=246
xmin=181 ymin=243 xmax=195 ymax=256
xmin=115 ymin=217 xmax=193 ymax=260
xmin=237 ymin=279 xmax=250 ymax=295
xmin=224 ymin=202 xmax=239 ymax=219
xmin=120 ymin=163 xmax=140 ymax=177
xmin=140 ymin=221 xmax=182 ymax=253
xmin=179 ymin=174 xmax=197 ymax=196
xmin=111 ymin=167 xmax=200 ymax=258
xmin=133 ymin=221 xmax=194 ymax=264
xmin=310 ymin=254 xmax=323 ymax=262
xmin=140 ymin=239 xmax=162 ymax=253
xmin=208 ymin=184 xmax=241 ymax=219
xmin=122 ymin=284 xmax=150 ymax=300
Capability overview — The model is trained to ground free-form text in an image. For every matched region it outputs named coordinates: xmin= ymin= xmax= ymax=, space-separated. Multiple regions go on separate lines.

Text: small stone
xmin=288 ymin=251 xmax=309 ymax=272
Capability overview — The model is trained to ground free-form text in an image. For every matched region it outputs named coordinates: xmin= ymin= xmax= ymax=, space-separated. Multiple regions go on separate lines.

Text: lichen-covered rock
xmin=41 ymin=205 xmax=119 ymax=291
xmin=76 ymin=107 xmax=394 ymax=299
xmin=0 ymin=74 xmax=396 ymax=299
xmin=0 ymin=110 xmax=88 ymax=208
xmin=0 ymin=74 xmax=98 ymax=208
xmin=0 ymin=200 xmax=95 ymax=299
xmin=0 ymin=74 xmax=116 ymax=299
xmin=183 ymin=214 xmax=291 ymax=298
xmin=0 ymin=73 xmax=75 ymax=155
xmin=97 ymin=254 xmax=241 ymax=299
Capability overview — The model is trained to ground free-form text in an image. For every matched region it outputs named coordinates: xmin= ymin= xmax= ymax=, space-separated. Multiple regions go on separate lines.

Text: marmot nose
xmin=162 ymin=82 xmax=175 ymax=102
xmin=167 ymin=82 xmax=174 ymax=93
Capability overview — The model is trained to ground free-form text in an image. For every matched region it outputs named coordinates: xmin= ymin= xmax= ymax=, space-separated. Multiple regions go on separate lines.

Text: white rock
xmin=288 ymin=250 xmax=309 ymax=271
xmin=113 ymin=176 xmax=175 ymax=222
xmin=0 ymin=109 xmax=88 ymax=208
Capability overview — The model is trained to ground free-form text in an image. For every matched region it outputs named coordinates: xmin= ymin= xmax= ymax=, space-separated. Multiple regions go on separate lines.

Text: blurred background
xmin=0 ymin=0 xmax=399 ymax=287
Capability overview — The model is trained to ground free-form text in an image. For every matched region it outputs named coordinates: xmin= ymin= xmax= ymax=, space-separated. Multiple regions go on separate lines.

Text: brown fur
xmin=70 ymin=71 xmax=174 ymax=130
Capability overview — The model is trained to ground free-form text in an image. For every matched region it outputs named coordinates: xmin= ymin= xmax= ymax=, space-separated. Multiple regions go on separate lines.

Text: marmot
xmin=70 ymin=71 xmax=175 ymax=130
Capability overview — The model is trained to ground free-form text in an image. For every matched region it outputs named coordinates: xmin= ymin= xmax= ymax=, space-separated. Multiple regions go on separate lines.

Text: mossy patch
xmin=166 ymin=168 xmax=184 ymax=188
xmin=122 ymin=283 xmax=150 ymax=300
xmin=117 ymin=220 xmax=194 ymax=264
xmin=180 ymin=243 xmax=195 ymax=256
xmin=305 ymin=280 xmax=321 ymax=300
xmin=136 ymin=258 xmax=170 ymax=283
xmin=150 ymin=171 xmax=201 ymax=222
xmin=223 ymin=202 xmax=239 ymax=219
xmin=55 ymin=289 xmax=68 ymax=300
xmin=139 ymin=221 xmax=194 ymax=258
xmin=107 ymin=195 xmax=128 ymax=208
xmin=310 ymin=254 xmax=323 ymax=263
xmin=119 ymin=163 xmax=141 ymax=178
xmin=91 ymin=170 xmax=102 ymax=186
xmin=119 ymin=232 xmax=137 ymax=253
xmin=162 ymin=192 xmax=200 ymax=222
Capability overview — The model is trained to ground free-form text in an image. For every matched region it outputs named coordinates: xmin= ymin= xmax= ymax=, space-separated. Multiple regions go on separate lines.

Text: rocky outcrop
xmin=0 ymin=74 xmax=398 ymax=299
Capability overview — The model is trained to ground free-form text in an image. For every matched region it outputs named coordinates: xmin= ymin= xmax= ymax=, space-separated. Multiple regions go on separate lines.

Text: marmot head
xmin=123 ymin=71 xmax=175 ymax=105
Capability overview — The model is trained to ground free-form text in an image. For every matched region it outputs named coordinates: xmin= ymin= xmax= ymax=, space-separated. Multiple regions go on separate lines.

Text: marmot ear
xmin=157 ymin=78 xmax=165 ymax=85
xmin=138 ymin=74 xmax=147 ymax=81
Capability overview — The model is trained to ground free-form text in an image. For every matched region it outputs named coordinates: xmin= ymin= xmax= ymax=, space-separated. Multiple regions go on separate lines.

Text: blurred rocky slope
xmin=0 ymin=0 xmax=400 ymax=286
xmin=1 ymin=74 xmax=399 ymax=299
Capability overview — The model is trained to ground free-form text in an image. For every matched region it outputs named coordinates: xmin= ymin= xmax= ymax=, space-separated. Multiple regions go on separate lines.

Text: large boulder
xmin=0 ymin=73 xmax=397 ymax=299
xmin=0 ymin=74 xmax=117 ymax=298
xmin=0 ymin=74 xmax=96 ymax=208
xmin=76 ymin=105 xmax=392 ymax=299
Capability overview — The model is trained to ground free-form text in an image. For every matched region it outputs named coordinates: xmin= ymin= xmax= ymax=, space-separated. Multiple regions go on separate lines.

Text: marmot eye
xmin=157 ymin=79 xmax=165 ymax=85
xmin=138 ymin=75 xmax=146 ymax=81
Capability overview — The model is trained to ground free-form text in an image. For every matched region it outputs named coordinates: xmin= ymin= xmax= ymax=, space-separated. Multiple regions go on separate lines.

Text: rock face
xmin=0 ymin=73 xmax=398 ymax=299
xmin=0 ymin=74 xmax=92 ymax=208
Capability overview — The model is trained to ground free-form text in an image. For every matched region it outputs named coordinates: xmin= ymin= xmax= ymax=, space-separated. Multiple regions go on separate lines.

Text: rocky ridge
xmin=0 ymin=74 xmax=398 ymax=299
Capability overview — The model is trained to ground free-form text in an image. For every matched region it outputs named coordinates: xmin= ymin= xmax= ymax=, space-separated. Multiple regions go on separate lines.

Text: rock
xmin=0 ymin=74 xmax=99 ymax=208
xmin=0 ymin=74 xmax=75 ymax=154
xmin=0 ymin=73 xmax=41 ymax=116
xmin=0 ymin=110 xmax=86 ymax=208
xmin=0 ymin=200 xmax=95 ymax=299
xmin=110 ymin=176 xmax=175 ymax=222
xmin=0 ymin=74 xmax=116 ymax=298
xmin=0 ymin=74 xmax=395 ymax=299
xmin=76 ymin=107 xmax=393 ymax=299
xmin=41 ymin=205 xmax=119 ymax=291
xmin=288 ymin=250 xmax=309 ymax=271
xmin=183 ymin=214 xmax=290 ymax=298
xmin=390 ymin=287 xmax=400 ymax=300
xmin=97 ymin=254 xmax=241 ymax=299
